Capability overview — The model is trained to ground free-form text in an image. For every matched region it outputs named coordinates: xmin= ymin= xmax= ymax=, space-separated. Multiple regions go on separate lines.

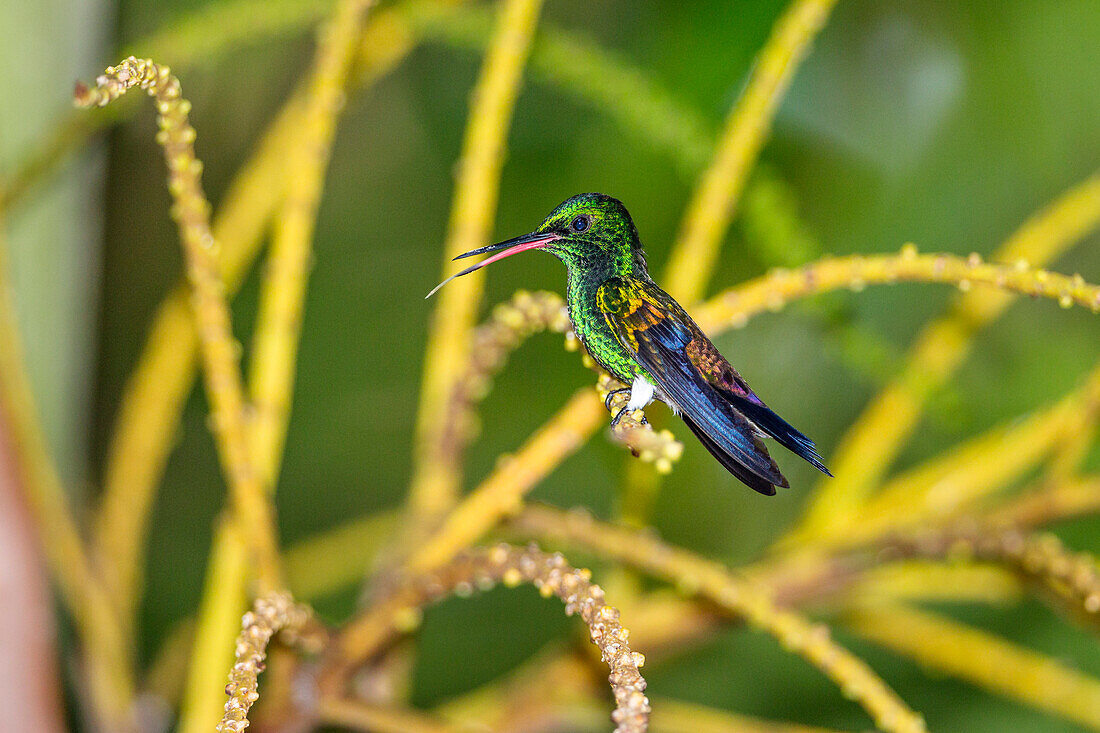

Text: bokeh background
xmin=3 ymin=0 xmax=1100 ymax=730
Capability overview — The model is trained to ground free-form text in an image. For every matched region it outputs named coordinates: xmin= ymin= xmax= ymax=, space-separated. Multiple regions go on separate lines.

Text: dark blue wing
xmin=597 ymin=279 xmax=787 ymax=493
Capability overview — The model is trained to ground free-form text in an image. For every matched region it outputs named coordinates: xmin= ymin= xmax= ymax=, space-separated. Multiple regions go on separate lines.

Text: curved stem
xmin=663 ymin=0 xmax=839 ymax=303
xmin=408 ymin=0 xmax=545 ymax=526
xmin=790 ymin=171 xmax=1100 ymax=543
xmin=512 ymin=504 xmax=925 ymax=733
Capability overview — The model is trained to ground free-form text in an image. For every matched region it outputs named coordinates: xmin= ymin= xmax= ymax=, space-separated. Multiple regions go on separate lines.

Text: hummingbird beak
xmin=425 ymin=231 xmax=560 ymax=298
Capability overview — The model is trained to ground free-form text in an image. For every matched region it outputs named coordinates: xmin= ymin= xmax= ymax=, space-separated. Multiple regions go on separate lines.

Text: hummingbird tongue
xmin=425 ymin=232 xmax=560 ymax=298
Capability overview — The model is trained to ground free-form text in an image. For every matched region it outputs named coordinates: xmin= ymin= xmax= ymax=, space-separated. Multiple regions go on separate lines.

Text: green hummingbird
xmin=428 ymin=193 xmax=831 ymax=495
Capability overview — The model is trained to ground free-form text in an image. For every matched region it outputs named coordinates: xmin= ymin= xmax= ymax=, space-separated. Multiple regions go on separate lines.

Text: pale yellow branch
xmin=693 ymin=247 xmax=1100 ymax=334
xmin=407 ymin=389 xmax=603 ymax=575
xmin=248 ymin=0 xmax=375 ymax=484
xmin=182 ymin=4 xmax=375 ymax=730
xmin=179 ymin=520 xmax=250 ymax=733
xmin=337 ymin=545 xmax=650 ymax=732
xmin=791 ymin=171 xmax=1100 ymax=542
xmin=844 ymin=601 xmax=1100 ymax=730
xmin=97 ymin=4 xmax=416 ymax=631
xmin=76 ymin=58 xmax=284 ymax=591
xmin=991 ymin=475 xmax=1100 ymax=529
xmin=409 ymin=0 xmax=545 ymax=523
xmin=513 ymin=505 xmax=925 ymax=733
xmin=813 ymin=395 xmax=1080 ymax=546
xmin=663 ymin=0 xmax=839 ymax=303
xmin=216 ymin=591 xmax=312 ymax=733
xmin=317 ymin=697 xmax=468 ymax=733
xmin=802 ymin=358 xmax=1100 ymax=547
xmin=96 ymin=87 xmax=304 ymax=621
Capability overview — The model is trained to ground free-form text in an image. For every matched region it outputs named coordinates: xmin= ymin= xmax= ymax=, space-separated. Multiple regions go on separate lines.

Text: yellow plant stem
xmin=187 ymin=2 xmax=374 ymax=727
xmin=217 ymin=591 xmax=312 ymax=733
xmin=663 ymin=0 xmax=839 ymax=303
xmin=249 ymin=0 xmax=375 ymax=484
xmin=408 ymin=389 xmax=601 ymax=574
xmin=991 ymin=475 xmax=1100 ymax=529
xmin=0 ymin=225 xmax=135 ymax=729
xmin=96 ymin=9 xmax=416 ymax=627
xmin=829 ymin=357 xmax=1100 ymax=546
xmin=285 ymin=509 xmax=400 ymax=599
xmin=877 ymin=524 xmax=1100 ymax=618
xmin=336 ymin=389 xmax=604 ymax=666
xmin=693 ymin=247 xmax=1100 ymax=334
xmin=791 ymin=171 xmax=1100 ymax=544
xmin=843 ymin=601 xmax=1100 ymax=730
xmin=96 ymin=89 xmax=304 ymax=620
xmin=337 ymin=544 xmax=651 ymax=730
xmin=815 ymin=396 xmax=1080 ymax=547
xmin=513 ymin=505 xmax=926 ymax=733
xmin=77 ymin=58 xmax=284 ymax=592
xmin=317 ymin=697 xmax=465 ymax=733
xmin=853 ymin=562 xmax=1023 ymax=606
xmin=408 ymin=0 xmax=545 ymax=524
xmin=649 ymin=698 xmax=852 ymax=733
xmin=179 ymin=520 xmax=250 ymax=733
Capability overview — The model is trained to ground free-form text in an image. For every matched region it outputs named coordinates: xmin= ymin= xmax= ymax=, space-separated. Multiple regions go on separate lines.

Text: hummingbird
xmin=428 ymin=193 xmax=831 ymax=495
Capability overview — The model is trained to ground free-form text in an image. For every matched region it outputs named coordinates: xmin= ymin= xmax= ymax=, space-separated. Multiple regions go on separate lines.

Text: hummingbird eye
xmin=571 ymin=215 xmax=590 ymax=232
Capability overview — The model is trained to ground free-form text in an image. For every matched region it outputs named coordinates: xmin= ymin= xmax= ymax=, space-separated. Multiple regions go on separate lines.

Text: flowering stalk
xmin=339 ymin=544 xmax=649 ymax=732
xmin=513 ymin=505 xmax=926 ymax=733
xmin=217 ymin=592 xmax=312 ymax=733
xmin=75 ymin=57 xmax=283 ymax=591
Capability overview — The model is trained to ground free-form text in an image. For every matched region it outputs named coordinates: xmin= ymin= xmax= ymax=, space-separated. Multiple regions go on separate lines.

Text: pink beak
xmin=426 ymin=231 xmax=561 ymax=298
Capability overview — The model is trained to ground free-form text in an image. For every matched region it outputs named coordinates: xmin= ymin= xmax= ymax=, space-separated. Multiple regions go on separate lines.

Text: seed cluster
xmin=218 ymin=592 xmax=311 ymax=733
xmin=881 ymin=523 xmax=1100 ymax=616
xmin=454 ymin=290 xmax=572 ymax=440
xmin=403 ymin=543 xmax=650 ymax=733
xmin=596 ymin=373 xmax=684 ymax=473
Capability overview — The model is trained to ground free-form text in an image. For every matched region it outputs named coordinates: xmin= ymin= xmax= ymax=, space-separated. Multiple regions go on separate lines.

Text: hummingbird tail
xmin=722 ymin=392 xmax=832 ymax=477
xmin=680 ymin=414 xmax=785 ymax=496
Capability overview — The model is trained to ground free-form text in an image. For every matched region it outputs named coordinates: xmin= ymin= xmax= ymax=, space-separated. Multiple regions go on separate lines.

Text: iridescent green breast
xmin=566 ymin=273 xmax=641 ymax=384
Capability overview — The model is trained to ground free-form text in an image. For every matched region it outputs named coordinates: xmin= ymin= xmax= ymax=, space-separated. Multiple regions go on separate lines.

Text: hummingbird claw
xmin=610 ymin=405 xmax=645 ymax=429
xmin=603 ymin=387 xmax=630 ymax=411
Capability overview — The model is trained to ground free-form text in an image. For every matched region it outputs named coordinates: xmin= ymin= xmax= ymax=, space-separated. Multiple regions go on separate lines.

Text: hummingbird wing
xmin=687 ymin=334 xmax=832 ymax=477
xmin=597 ymin=278 xmax=788 ymax=494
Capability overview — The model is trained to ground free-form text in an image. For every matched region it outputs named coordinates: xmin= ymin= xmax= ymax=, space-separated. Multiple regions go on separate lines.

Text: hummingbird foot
xmin=603 ymin=387 xmax=631 ymax=411
xmin=610 ymin=404 xmax=647 ymax=429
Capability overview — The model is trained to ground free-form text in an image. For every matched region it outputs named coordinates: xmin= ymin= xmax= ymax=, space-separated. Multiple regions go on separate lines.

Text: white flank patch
xmin=627 ymin=374 xmax=656 ymax=411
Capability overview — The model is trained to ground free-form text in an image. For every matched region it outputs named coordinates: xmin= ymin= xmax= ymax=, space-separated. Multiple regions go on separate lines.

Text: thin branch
xmin=693 ymin=247 xmax=1100 ymax=334
xmin=336 ymin=545 xmax=650 ymax=732
xmin=433 ymin=290 xmax=572 ymax=483
xmin=802 ymin=389 xmax=1084 ymax=547
xmin=790 ymin=170 xmax=1100 ymax=543
xmin=990 ymin=475 xmax=1100 ymax=529
xmin=217 ymin=592 xmax=312 ymax=733
xmin=512 ymin=505 xmax=925 ymax=733
xmin=843 ymin=601 xmax=1100 ymax=730
xmin=75 ymin=57 xmax=284 ymax=591
xmin=316 ymin=697 xmax=465 ymax=733
xmin=663 ymin=0 xmax=839 ymax=303
xmin=96 ymin=86 xmax=303 ymax=623
xmin=408 ymin=0 xmax=545 ymax=524
xmin=875 ymin=523 xmax=1100 ymax=622
xmin=248 ymin=0 xmax=375 ymax=485
xmin=96 ymin=4 xmax=415 ymax=628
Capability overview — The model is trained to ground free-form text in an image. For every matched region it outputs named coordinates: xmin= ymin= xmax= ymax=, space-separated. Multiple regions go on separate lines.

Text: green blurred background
xmin=4 ymin=0 xmax=1100 ymax=730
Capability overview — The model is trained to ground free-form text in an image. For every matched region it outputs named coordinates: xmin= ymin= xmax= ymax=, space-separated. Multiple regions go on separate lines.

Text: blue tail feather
xmin=721 ymin=391 xmax=832 ymax=476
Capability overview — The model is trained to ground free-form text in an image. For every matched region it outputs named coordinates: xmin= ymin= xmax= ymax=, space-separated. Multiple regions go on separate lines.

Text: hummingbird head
xmin=427 ymin=193 xmax=647 ymax=298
